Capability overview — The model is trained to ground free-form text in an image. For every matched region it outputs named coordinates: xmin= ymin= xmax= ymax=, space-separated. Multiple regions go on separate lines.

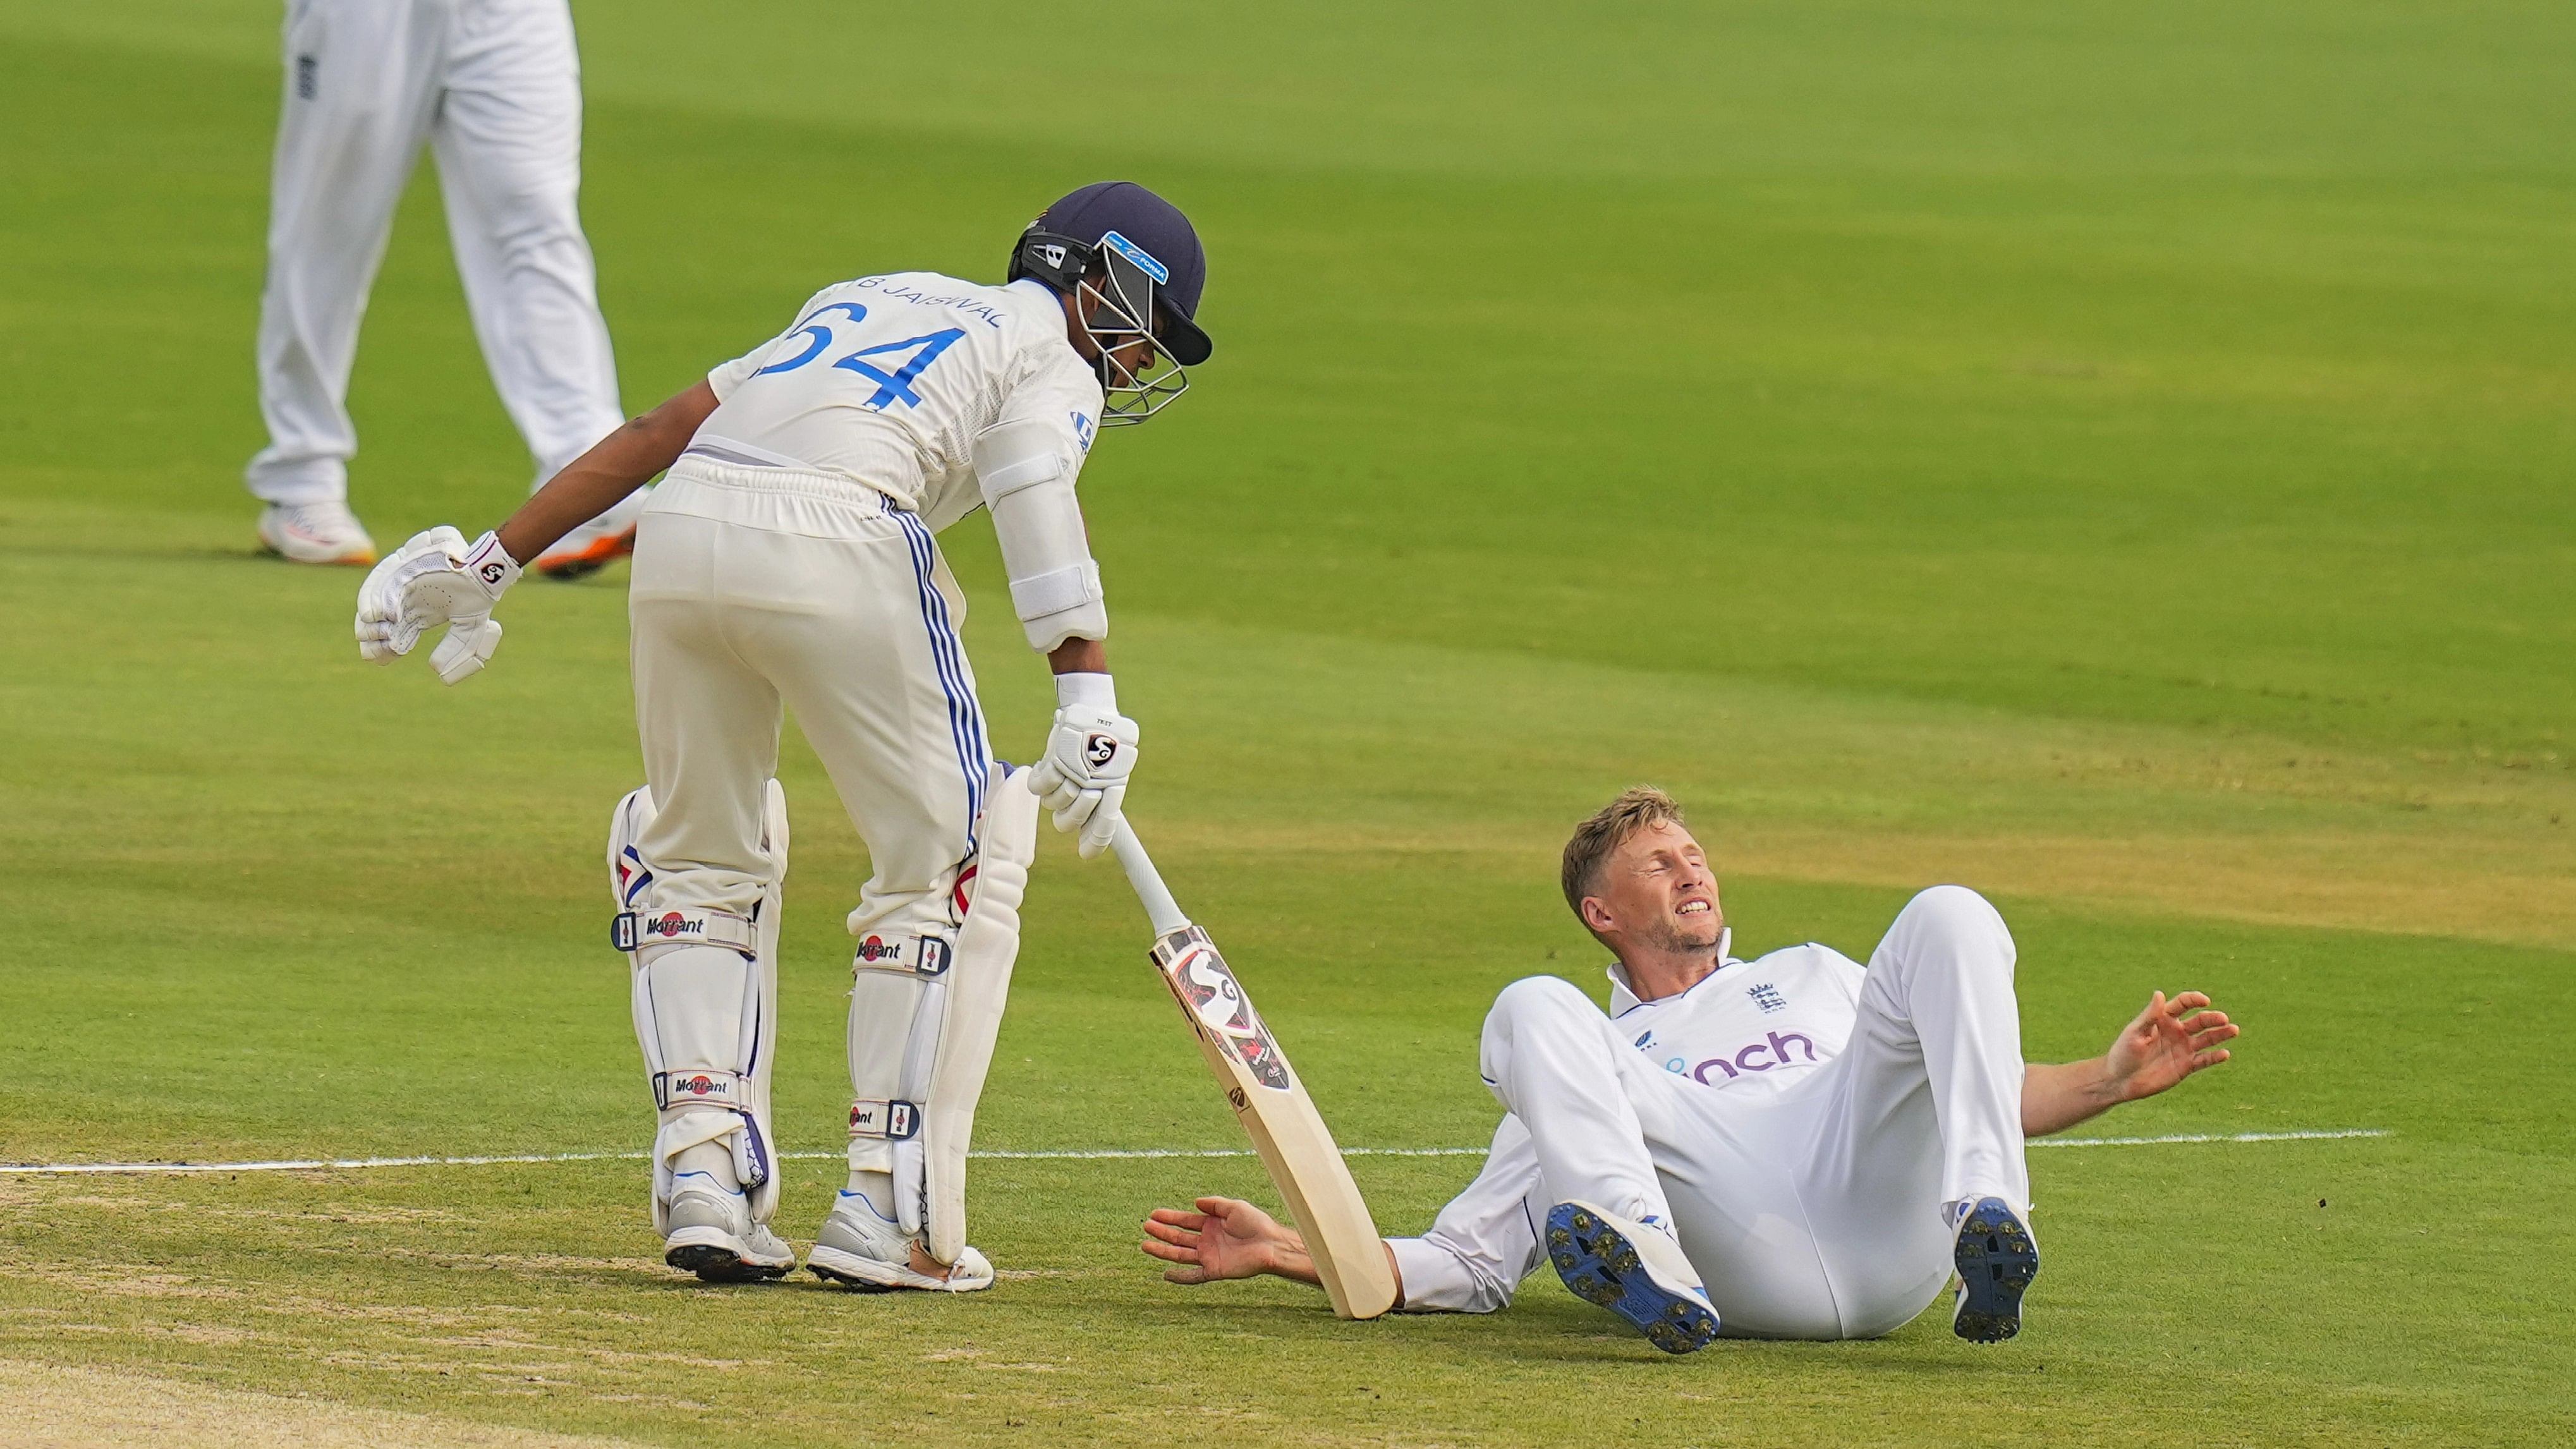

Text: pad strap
xmin=655 ymin=1068 xmax=753 ymax=1113
xmin=614 ymin=906 xmax=757 ymax=955
xmin=849 ymin=1098 xmax=921 ymax=1141
xmin=851 ymin=931 xmax=953 ymax=978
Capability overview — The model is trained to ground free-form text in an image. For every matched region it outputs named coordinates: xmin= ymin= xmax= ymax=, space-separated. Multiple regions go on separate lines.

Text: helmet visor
xmin=1078 ymin=234 xmax=1190 ymax=426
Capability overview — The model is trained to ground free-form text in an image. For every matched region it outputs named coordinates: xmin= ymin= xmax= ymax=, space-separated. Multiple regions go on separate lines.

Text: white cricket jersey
xmin=691 ymin=273 xmax=1104 ymax=531
xmin=1387 ymin=945 xmax=1867 ymax=1313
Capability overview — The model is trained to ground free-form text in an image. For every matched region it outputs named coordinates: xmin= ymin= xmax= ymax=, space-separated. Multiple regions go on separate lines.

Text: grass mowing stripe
xmin=0 ymin=1131 xmax=2388 ymax=1175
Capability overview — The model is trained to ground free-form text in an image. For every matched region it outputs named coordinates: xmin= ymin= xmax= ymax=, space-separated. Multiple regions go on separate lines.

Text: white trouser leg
xmin=1479 ymin=977 xmax=1876 ymax=1337
xmin=626 ymin=518 xmax=785 ymax=919
xmin=430 ymin=0 xmax=624 ymax=488
xmin=772 ymin=511 xmax=990 ymax=1227
xmin=618 ymin=562 xmax=789 ymax=1231
xmin=1790 ymin=885 xmax=2029 ymax=1335
xmin=627 ymin=481 xmax=995 ymax=1234
xmin=246 ymin=0 xmax=447 ymax=505
xmin=1478 ymin=976 xmax=1686 ymax=1231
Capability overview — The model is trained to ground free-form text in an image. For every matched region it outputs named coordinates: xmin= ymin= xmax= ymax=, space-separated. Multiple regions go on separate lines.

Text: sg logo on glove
xmin=1083 ymin=732 xmax=1121 ymax=768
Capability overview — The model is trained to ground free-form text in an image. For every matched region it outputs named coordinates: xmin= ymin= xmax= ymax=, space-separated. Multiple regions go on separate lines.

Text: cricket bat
xmin=1108 ymin=820 xmax=1400 ymax=1321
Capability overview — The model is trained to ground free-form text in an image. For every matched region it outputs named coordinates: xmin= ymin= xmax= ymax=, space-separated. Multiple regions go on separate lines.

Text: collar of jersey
xmin=1606 ymin=954 xmax=1746 ymax=1019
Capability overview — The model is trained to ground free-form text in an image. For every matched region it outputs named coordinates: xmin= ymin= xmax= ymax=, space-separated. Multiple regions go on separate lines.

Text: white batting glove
xmin=1026 ymin=674 xmax=1138 ymax=858
xmin=354 ymin=526 xmax=521 ymax=685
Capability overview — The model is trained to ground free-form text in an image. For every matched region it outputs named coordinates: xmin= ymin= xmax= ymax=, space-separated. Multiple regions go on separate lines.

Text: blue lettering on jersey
xmin=849 ymin=277 xmax=1006 ymax=327
xmin=1071 ymin=411 xmax=1095 ymax=453
xmin=834 ymin=329 xmax=966 ymax=409
xmin=753 ymin=301 xmax=870 ymax=377
xmin=746 ymin=302 xmax=965 ymax=409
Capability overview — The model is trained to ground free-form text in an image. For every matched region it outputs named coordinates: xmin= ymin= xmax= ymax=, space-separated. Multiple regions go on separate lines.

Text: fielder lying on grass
xmin=1143 ymin=787 xmax=2239 ymax=1352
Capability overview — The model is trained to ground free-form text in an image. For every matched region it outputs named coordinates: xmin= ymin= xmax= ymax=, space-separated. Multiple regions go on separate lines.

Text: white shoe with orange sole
xmin=535 ymin=488 xmax=648 ymax=579
xmin=257 ymin=501 xmax=377 ymax=566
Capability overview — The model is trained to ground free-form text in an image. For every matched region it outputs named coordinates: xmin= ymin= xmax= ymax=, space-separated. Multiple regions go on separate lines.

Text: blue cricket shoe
xmin=1950 ymin=1196 xmax=2041 ymax=1343
xmin=1545 ymin=1201 xmax=1721 ymax=1355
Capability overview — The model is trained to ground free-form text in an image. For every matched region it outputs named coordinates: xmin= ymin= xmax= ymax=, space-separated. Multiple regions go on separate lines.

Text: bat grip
xmin=1108 ymin=820 xmax=1191 ymax=937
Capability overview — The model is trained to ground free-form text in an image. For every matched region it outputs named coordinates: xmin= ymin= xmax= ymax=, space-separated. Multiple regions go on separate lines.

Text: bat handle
xmin=1108 ymin=820 xmax=1192 ymax=938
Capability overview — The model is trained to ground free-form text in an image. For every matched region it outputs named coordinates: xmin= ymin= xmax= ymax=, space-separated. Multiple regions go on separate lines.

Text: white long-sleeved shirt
xmin=1387 ymin=944 xmax=1866 ymax=1313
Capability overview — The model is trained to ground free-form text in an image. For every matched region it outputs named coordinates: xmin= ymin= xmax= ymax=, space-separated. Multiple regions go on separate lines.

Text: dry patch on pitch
xmin=0 ymin=1358 xmax=646 ymax=1449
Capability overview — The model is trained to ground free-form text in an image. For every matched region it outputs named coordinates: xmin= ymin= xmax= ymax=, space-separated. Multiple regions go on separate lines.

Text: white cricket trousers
xmin=247 ymin=0 xmax=623 ymax=504
xmin=625 ymin=461 xmax=995 ymax=1178
xmin=625 ymin=461 xmax=992 ymax=939
xmin=1482 ymin=886 xmax=2029 ymax=1339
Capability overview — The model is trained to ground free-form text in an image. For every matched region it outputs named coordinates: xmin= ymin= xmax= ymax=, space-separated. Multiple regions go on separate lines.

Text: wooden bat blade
xmin=1150 ymin=923 xmax=1400 ymax=1321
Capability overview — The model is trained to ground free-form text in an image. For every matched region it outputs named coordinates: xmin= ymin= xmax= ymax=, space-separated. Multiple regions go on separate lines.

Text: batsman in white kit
xmin=352 ymin=182 xmax=1216 ymax=1288
xmin=1143 ymin=789 xmax=2241 ymax=1351
xmin=248 ymin=0 xmax=645 ymax=576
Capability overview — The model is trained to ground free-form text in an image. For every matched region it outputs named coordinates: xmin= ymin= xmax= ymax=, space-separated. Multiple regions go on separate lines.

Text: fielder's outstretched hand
xmin=355 ymin=526 xmax=521 ymax=684
xmin=1028 ymin=703 xmax=1139 ymax=858
xmin=2103 ymin=990 xmax=2239 ymax=1103
xmin=1142 ymin=1196 xmax=1316 ymax=1287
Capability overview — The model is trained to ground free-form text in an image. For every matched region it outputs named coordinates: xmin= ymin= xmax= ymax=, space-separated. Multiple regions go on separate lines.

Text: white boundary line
xmin=0 ymin=1131 xmax=2385 ymax=1177
xmin=2028 ymin=1128 xmax=2388 ymax=1149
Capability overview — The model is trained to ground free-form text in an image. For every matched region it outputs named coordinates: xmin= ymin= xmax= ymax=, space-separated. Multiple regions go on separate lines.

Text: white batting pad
xmin=923 ymin=762 xmax=1042 ymax=1264
xmin=611 ymin=780 xmax=789 ymax=1228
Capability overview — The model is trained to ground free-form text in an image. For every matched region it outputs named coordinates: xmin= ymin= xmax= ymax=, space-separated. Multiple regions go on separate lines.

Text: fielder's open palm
xmin=2105 ymin=990 xmax=2239 ymax=1103
xmin=1141 ymin=1196 xmax=1306 ymax=1285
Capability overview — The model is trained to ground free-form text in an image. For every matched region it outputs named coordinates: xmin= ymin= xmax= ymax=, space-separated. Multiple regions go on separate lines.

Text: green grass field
xmin=3 ymin=2 xmax=2572 ymax=1444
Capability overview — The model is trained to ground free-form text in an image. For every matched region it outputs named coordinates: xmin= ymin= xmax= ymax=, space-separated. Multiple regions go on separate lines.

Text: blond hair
xmin=1560 ymin=787 xmax=1687 ymax=921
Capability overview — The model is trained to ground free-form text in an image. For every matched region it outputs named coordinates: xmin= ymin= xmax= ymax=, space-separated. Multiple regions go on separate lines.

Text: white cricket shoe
xmin=257 ymin=500 xmax=377 ymax=566
xmin=662 ymin=1172 xmax=796 ymax=1283
xmin=807 ymin=1190 xmax=994 ymax=1293
xmin=1545 ymin=1200 xmax=1721 ymax=1354
xmin=534 ymin=488 xmax=647 ymax=579
xmin=1948 ymin=1196 xmax=2039 ymax=1343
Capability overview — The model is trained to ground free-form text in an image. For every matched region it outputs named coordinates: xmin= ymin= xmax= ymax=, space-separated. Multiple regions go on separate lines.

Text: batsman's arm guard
xmin=975 ymin=418 xmax=1105 ymax=652
xmin=921 ymin=763 xmax=1042 ymax=1264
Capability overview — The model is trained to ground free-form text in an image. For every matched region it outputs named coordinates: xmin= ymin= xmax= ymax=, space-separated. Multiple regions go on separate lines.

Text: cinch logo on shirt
xmin=1668 ymin=1030 xmax=1820 ymax=1083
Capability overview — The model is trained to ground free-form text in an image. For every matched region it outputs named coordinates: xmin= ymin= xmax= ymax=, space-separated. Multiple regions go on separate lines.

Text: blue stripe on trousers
xmin=893 ymin=510 xmax=989 ymax=856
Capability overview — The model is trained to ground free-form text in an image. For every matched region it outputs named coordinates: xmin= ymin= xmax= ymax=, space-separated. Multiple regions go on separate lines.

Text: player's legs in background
xmin=742 ymin=509 xmax=1005 ymax=1290
xmin=623 ymin=509 xmax=796 ymax=1280
xmin=1479 ymin=976 xmax=1721 ymax=1351
xmin=246 ymin=0 xmax=447 ymax=562
xmin=1786 ymin=885 xmax=2036 ymax=1338
xmin=430 ymin=0 xmax=636 ymax=578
